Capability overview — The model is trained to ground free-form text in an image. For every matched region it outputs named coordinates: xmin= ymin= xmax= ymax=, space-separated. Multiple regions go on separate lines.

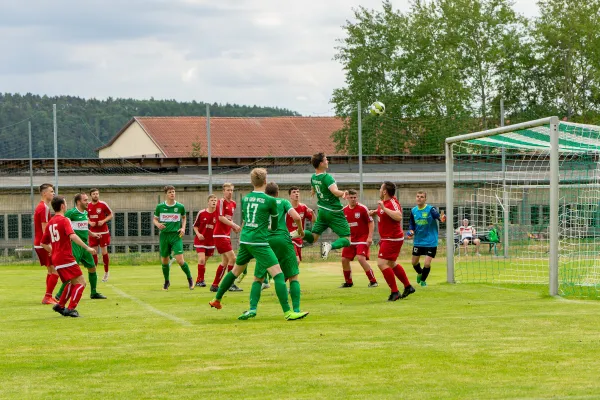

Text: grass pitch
xmin=2 ymin=260 xmax=600 ymax=399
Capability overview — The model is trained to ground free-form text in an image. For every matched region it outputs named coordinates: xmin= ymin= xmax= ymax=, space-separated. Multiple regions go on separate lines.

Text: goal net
xmin=446 ymin=117 xmax=600 ymax=298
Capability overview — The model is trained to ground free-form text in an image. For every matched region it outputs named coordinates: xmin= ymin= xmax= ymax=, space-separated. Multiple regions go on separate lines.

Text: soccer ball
xmin=369 ymin=101 xmax=385 ymax=116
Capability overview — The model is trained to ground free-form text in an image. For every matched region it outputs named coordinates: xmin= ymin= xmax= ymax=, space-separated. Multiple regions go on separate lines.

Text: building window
xmin=0 ymin=215 xmax=5 ymax=239
xmin=128 ymin=212 xmax=138 ymax=237
xmin=114 ymin=213 xmax=125 ymax=237
xmin=8 ymin=215 xmax=18 ymax=239
xmin=141 ymin=212 xmax=152 ymax=236
xmin=530 ymin=206 xmax=540 ymax=226
xmin=21 ymin=214 xmax=32 ymax=239
xmin=509 ymin=206 xmax=518 ymax=225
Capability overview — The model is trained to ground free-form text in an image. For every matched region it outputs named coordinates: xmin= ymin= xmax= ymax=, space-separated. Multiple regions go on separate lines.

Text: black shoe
xmin=195 ymin=281 xmax=206 ymax=287
xmin=339 ymin=282 xmax=354 ymax=288
xmin=210 ymin=284 xmax=218 ymax=292
xmin=90 ymin=292 xmax=107 ymax=299
xmin=401 ymin=285 xmax=416 ymax=299
xmin=368 ymin=282 xmax=379 ymax=288
xmin=52 ymin=304 xmax=65 ymax=316
xmin=163 ymin=281 xmax=171 ymax=291
xmin=63 ymin=308 xmax=80 ymax=318
xmin=387 ymin=292 xmax=401 ymax=302
xmin=229 ymin=284 xmax=243 ymax=292
xmin=188 ymin=277 xmax=194 ymax=290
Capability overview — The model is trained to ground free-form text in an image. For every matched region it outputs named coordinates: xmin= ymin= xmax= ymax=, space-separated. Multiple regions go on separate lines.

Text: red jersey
xmin=377 ymin=197 xmax=404 ymax=240
xmin=286 ymin=203 xmax=314 ymax=246
xmin=344 ymin=203 xmax=373 ymax=244
xmin=193 ymin=208 xmax=218 ymax=247
xmin=34 ymin=201 xmax=51 ymax=247
xmin=213 ymin=198 xmax=236 ymax=238
xmin=87 ymin=201 xmax=112 ymax=234
xmin=41 ymin=214 xmax=77 ymax=269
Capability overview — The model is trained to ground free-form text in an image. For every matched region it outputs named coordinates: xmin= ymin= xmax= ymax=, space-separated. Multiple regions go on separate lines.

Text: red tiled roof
xmin=100 ymin=116 xmax=345 ymax=158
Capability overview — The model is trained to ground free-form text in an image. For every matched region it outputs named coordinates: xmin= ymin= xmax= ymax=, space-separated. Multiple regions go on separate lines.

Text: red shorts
xmin=342 ymin=243 xmax=370 ymax=261
xmin=378 ymin=239 xmax=403 ymax=261
xmin=293 ymin=243 xmax=302 ymax=261
xmin=56 ymin=264 xmax=83 ymax=282
xmin=195 ymin=246 xmax=215 ymax=257
xmin=214 ymin=237 xmax=232 ymax=254
xmin=35 ymin=247 xmax=51 ymax=267
xmin=89 ymin=233 xmax=111 ymax=247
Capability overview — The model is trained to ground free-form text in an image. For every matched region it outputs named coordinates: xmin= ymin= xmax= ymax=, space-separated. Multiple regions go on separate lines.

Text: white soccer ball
xmin=369 ymin=101 xmax=385 ymax=116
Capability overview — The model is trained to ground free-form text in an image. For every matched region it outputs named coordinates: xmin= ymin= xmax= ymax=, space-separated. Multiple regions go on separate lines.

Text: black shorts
xmin=412 ymin=246 xmax=437 ymax=258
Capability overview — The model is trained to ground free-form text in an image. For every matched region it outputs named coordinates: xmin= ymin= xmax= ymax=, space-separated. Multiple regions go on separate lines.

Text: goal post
xmin=444 ymin=116 xmax=600 ymax=298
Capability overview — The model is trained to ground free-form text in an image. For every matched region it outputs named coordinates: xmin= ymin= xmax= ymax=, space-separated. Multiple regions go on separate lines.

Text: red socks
xmin=197 ymin=264 xmax=206 ymax=282
xmin=365 ymin=269 xmax=377 ymax=283
xmin=58 ymin=283 xmax=72 ymax=307
xmin=212 ymin=264 xmax=225 ymax=286
xmin=93 ymin=254 xmax=99 ymax=266
xmin=343 ymin=270 xmax=352 ymax=284
xmin=46 ymin=273 xmax=59 ymax=297
xmin=382 ymin=268 xmax=398 ymax=292
xmin=68 ymin=284 xmax=85 ymax=309
xmin=227 ymin=265 xmax=233 ymax=272
xmin=393 ymin=264 xmax=410 ymax=288
xmin=102 ymin=254 xmax=109 ymax=273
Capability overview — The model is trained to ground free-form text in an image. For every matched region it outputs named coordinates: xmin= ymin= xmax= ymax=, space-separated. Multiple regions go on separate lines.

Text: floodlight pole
xmin=549 ymin=116 xmax=560 ymax=296
xmin=207 ymin=104 xmax=212 ymax=194
xmin=502 ymin=147 xmax=509 ymax=258
xmin=445 ymin=141 xmax=455 ymax=283
xmin=358 ymin=101 xmax=364 ymax=203
xmin=53 ymin=104 xmax=58 ymax=193
xmin=29 ymin=121 xmax=35 ymax=261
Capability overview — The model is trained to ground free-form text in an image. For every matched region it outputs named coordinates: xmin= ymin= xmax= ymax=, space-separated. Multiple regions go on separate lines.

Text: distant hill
xmin=0 ymin=93 xmax=300 ymax=159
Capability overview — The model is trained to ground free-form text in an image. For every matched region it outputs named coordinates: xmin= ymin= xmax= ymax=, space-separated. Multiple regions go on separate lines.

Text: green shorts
xmin=312 ymin=208 xmax=351 ymax=237
xmin=236 ymin=243 xmax=279 ymax=279
xmin=268 ymin=236 xmax=299 ymax=279
xmin=72 ymin=242 xmax=95 ymax=269
xmin=159 ymin=232 xmax=184 ymax=258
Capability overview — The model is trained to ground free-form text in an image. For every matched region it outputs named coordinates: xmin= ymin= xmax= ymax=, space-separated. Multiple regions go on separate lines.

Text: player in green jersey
xmin=153 ymin=186 xmax=194 ymax=291
xmin=238 ymin=181 xmax=308 ymax=320
xmin=297 ymin=152 xmax=351 ymax=259
xmin=209 ymin=168 xmax=309 ymax=321
xmin=63 ymin=193 xmax=107 ymax=299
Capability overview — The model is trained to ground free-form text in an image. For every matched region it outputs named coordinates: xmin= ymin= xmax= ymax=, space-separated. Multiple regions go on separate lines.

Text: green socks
xmin=55 ymin=282 xmax=68 ymax=299
xmin=302 ymin=230 xmax=314 ymax=244
xmin=332 ymin=237 xmax=351 ymax=250
xmin=249 ymin=281 xmax=262 ymax=310
xmin=273 ymin=273 xmax=291 ymax=313
xmin=162 ymin=264 xmax=170 ymax=281
xmin=180 ymin=262 xmax=192 ymax=279
xmin=289 ymin=280 xmax=301 ymax=312
xmin=88 ymin=271 xmax=98 ymax=295
xmin=216 ymin=271 xmax=237 ymax=300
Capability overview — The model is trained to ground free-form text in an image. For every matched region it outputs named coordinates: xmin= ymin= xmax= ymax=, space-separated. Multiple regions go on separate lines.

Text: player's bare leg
xmin=474 ymin=238 xmax=481 ymax=256
xmin=462 ymin=239 xmax=470 ymax=256
xmin=357 ymin=255 xmax=378 ymax=287
xmin=340 ymin=257 xmax=354 ymax=288
xmin=100 ymin=246 xmax=110 ymax=282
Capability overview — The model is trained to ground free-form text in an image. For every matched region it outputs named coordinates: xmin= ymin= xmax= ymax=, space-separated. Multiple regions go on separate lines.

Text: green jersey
xmin=65 ymin=207 xmax=89 ymax=243
xmin=311 ymin=172 xmax=343 ymax=211
xmin=154 ymin=201 xmax=186 ymax=234
xmin=240 ymin=191 xmax=278 ymax=246
xmin=269 ymin=198 xmax=293 ymax=239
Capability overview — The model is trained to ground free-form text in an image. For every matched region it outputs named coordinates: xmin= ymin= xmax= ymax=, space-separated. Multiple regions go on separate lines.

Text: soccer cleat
xmin=229 ymin=284 xmax=243 ymax=292
xmin=368 ymin=281 xmax=379 ymax=288
xmin=321 ymin=242 xmax=332 ymax=259
xmin=102 ymin=272 xmax=110 ymax=282
xmin=339 ymin=282 xmax=354 ymax=288
xmin=416 ymin=273 xmax=422 ymax=284
xmin=238 ymin=310 xmax=257 ymax=320
xmin=289 ymin=229 xmax=302 ymax=240
xmin=52 ymin=304 xmax=66 ymax=316
xmin=90 ymin=292 xmax=107 ymax=299
xmin=63 ymin=308 xmax=80 ymax=318
xmin=163 ymin=280 xmax=171 ymax=291
xmin=285 ymin=310 xmax=309 ymax=321
xmin=209 ymin=284 xmax=218 ymax=292
xmin=195 ymin=281 xmax=206 ymax=287
xmin=401 ymin=285 xmax=416 ymax=299
xmin=420 ymin=281 xmax=428 ymax=287
xmin=188 ymin=277 xmax=194 ymax=290
xmin=235 ymin=273 xmax=247 ymax=285
xmin=209 ymin=299 xmax=222 ymax=309
xmin=42 ymin=295 xmax=58 ymax=305
xmin=387 ymin=291 xmax=401 ymax=302
xmin=261 ymin=282 xmax=271 ymax=290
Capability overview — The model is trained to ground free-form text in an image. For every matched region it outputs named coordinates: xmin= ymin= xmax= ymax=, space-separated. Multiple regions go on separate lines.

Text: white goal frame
xmin=445 ymin=116 xmax=560 ymax=296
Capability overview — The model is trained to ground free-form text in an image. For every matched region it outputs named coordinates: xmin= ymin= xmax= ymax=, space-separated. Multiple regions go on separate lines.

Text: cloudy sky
xmin=0 ymin=0 xmax=539 ymax=116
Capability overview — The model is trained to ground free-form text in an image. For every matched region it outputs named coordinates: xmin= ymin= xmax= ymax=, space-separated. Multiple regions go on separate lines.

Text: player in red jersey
xmin=41 ymin=196 xmax=97 ymax=318
xmin=34 ymin=183 xmax=60 ymax=304
xmin=193 ymin=194 xmax=218 ymax=287
xmin=286 ymin=186 xmax=315 ymax=265
xmin=88 ymin=188 xmax=113 ymax=282
xmin=341 ymin=189 xmax=378 ymax=288
xmin=369 ymin=181 xmax=415 ymax=302
xmin=210 ymin=183 xmax=242 ymax=292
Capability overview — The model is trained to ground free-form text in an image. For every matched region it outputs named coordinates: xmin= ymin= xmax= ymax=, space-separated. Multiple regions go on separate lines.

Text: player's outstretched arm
xmin=289 ymin=208 xmax=305 ymax=237
xmin=328 ymin=183 xmax=347 ymax=199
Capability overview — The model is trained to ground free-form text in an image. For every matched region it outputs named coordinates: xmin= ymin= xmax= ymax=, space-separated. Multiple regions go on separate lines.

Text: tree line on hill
xmin=0 ymin=93 xmax=300 ymax=159
xmin=332 ymin=0 xmax=600 ymax=154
